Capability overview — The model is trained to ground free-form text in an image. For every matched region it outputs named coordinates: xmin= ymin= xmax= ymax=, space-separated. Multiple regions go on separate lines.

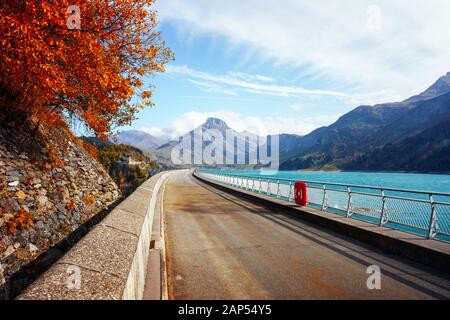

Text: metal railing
xmin=195 ymin=169 xmax=450 ymax=242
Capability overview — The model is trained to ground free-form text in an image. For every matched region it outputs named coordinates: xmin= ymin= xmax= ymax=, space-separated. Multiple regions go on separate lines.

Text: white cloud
xmin=140 ymin=110 xmax=341 ymax=140
xmin=140 ymin=126 xmax=166 ymax=138
xmin=168 ymin=65 xmax=352 ymax=98
xmin=289 ymin=104 xmax=302 ymax=112
xmin=228 ymin=72 xmax=275 ymax=83
xmin=187 ymin=79 xmax=238 ymax=96
xmin=167 ymin=65 xmax=393 ymax=104
xmin=157 ymin=0 xmax=450 ymax=100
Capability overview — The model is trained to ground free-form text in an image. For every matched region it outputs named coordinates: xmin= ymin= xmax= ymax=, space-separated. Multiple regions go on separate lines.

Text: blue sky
xmin=119 ymin=0 xmax=450 ymax=140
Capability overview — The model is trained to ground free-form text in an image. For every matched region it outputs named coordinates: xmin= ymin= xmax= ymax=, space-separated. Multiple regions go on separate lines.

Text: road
xmin=161 ymin=170 xmax=450 ymax=300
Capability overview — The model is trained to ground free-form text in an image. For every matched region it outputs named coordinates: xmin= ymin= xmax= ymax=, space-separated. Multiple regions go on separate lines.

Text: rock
xmin=56 ymin=203 xmax=66 ymax=214
xmin=16 ymin=191 xmax=26 ymax=200
xmin=3 ymin=213 xmax=14 ymax=222
xmin=6 ymin=170 xmax=19 ymax=176
xmin=0 ymin=264 xmax=4 ymax=286
xmin=8 ymin=181 xmax=19 ymax=187
xmin=103 ymin=192 xmax=112 ymax=201
xmin=2 ymin=254 xmax=16 ymax=264
xmin=35 ymin=221 xmax=45 ymax=230
xmin=7 ymin=175 xmax=19 ymax=183
xmin=34 ymin=184 xmax=42 ymax=189
xmin=5 ymin=199 xmax=20 ymax=212
xmin=14 ymin=236 xmax=27 ymax=248
xmin=37 ymin=195 xmax=48 ymax=206
xmin=15 ymin=248 xmax=30 ymax=260
xmin=1 ymin=237 xmax=11 ymax=248
xmin=3 ymin=245 xmax=15 ymax=257
xmin=73 ymin=211 xmax=82 ymax=222
xmin=28 ymin=243 xmax=39 ymax=255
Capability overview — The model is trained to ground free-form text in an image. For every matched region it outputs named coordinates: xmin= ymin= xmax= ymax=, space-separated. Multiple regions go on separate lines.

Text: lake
xmin=205 ymin=169 xmax=450 ymax=194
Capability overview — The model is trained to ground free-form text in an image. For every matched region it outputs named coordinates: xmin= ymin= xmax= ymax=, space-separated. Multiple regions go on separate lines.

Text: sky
xmin=118 ymin=0 xmax=450 ymax=141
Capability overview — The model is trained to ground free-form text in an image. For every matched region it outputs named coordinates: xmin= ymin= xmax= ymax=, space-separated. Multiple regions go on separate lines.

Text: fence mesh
xmin=198 ymin=171 xmax=450 ymax=240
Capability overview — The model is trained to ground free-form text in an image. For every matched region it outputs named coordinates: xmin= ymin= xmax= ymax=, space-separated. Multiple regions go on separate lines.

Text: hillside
xmin=345 ymin=119 xmax=450 ymax=172
xmin=280 ymin=72 xmax=450 ymax=172
xmin=82 ymin=137 xmax=159 ymax=196
xmin=0 ymin=114 xmax=121 ymax=297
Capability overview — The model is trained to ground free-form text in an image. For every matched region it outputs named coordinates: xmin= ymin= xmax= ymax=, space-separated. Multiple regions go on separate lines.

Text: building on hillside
xmin=119 ymin=156 xmax=143 ymax=166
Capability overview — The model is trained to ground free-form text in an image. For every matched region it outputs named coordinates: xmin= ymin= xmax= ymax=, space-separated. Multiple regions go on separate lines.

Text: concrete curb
xmin=122 ymin=172 xmax=171 ymax=300
xmin=17 ymin=171 xmax=173 ymax=300
xmin=193 ymin=172 xmax=450 ymax=275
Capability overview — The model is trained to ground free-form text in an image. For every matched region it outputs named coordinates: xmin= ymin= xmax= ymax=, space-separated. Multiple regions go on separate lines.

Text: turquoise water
xmin=205 ymin=169 xmax=450 ymax=194
xmin=202 ymin=169 xmax=450 ymax=241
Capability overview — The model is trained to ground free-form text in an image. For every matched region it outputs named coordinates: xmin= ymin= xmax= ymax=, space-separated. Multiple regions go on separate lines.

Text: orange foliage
xmin=81 ymin=140 xmax=99 ymax=160
xmin=66 ymin=198 xmax=75 ymax=212
xmin=7 ymin=208 xmax=34 ymax=235
xmin=0 ymin=1 xmax=173 ymax=138
xmin=43 ymin=145 xmax=65 ymax=168
xmin=16 ymin=209 xmax=34 ymax=229
xmin=43 ymin=162 xmax=52 ymax=172
xmin=84 ymin=195 xmax=95 ymax=207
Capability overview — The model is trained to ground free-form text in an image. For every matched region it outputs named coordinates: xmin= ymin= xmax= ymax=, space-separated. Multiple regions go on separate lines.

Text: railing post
xmin=321 ymin=185 xmax=327 ymax=211
xmin=379 ymin=189 xmax=387 ymax=226
xmin=288 ymin=181 xmax=293 ymax=202
xmin=276 ymin=180 xmax=281 ymax=198
xmin=427 ymin=194 xmax=438 ymax=239
xmin=346 ymin=187 xmax=352 ymax=217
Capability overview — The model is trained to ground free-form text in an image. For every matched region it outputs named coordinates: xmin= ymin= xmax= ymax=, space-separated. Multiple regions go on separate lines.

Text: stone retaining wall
xmin=0 ymin=122 xmax=121 ymax=298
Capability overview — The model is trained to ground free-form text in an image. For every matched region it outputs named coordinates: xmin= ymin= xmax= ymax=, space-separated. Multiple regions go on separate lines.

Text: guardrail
xmin=196 ymin=170 xmax=450 ymax=242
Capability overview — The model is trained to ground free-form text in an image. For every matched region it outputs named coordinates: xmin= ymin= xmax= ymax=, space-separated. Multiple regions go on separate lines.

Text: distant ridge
xmin=113 ymin=130 xmax=166 ymax=152
xmin=279 ymin=72 xmax=450 ymax=172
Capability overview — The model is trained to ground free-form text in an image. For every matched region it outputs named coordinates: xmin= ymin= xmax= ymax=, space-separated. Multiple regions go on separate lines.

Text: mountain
xmin=166 ymin=117 xmax=261 ymax=166
xmin=346 ymin=119 xmax=450 ymax=172
xmin=280 ymin=72 xmax=450 ymax=172
xmin=113 ymin=130 xmax=165 ymax=152
xmin=405 ymin=72 xmax=450 ymax=102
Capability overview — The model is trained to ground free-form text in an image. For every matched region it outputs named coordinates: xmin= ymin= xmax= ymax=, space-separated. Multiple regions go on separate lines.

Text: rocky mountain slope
xmin=151 ymin=117 xmax=262 ymax=166
xmin=0 ymin=114 xmax=121 ymax=298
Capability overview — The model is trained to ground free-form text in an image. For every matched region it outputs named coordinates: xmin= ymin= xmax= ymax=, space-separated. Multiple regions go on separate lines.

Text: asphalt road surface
xmin=163 ymin=171 xmax=450 ymax=300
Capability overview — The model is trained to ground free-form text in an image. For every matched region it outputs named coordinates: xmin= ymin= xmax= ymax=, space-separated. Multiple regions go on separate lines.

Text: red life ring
xmin=294 ymin=182 xmax=308 ymax=206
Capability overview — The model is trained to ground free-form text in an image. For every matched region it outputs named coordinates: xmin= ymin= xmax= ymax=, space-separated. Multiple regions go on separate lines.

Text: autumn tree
xmin=0 ymin=0 xmax=173 ymax=139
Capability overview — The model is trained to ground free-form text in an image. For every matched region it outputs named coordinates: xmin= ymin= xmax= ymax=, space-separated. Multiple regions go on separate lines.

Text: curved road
xmin=161 ymin=171 xmax=450 ymax=300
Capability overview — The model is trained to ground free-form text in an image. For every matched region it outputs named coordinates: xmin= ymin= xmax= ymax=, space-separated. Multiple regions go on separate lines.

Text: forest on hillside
xmin=82 ymin=137 xmax=160 ymax=196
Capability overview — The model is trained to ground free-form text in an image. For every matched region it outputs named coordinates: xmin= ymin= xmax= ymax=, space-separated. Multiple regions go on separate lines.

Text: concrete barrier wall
xmin=18 ymin=171 xmax=171 ymax=300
